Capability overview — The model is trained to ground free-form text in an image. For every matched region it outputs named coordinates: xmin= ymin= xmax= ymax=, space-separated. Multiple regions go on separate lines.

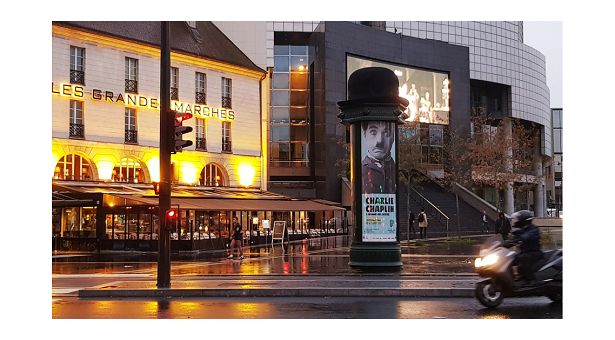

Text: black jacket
xmin=495 ymin=217 xmax=511 ymax=236
xmin=512 ymin=223 xmax=541 ymax=253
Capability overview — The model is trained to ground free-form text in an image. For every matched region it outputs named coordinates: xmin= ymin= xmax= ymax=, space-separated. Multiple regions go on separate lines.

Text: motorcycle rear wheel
xmin=475 ymin=281 xmax=504 ymax=308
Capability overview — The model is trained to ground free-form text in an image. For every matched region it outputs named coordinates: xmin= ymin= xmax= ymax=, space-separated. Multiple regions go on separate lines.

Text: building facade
xmin=52 ymin=21 xmax=345 ymax=252
xmin=214 ymin=21 xmax=553 ymax=217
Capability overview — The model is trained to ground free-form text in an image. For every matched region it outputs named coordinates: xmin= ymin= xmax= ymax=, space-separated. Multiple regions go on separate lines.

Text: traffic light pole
xmin=157 ymin=21 xmax=172 ymax=288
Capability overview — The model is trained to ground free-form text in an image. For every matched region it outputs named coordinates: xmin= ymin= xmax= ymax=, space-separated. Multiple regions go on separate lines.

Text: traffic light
xmin=171 ymin=111 xmax=193 ymax=154
xmin=165 ymin=208 xmax=178 ymax=230
xmin=153 ymin=182 xmax=160 ymax=195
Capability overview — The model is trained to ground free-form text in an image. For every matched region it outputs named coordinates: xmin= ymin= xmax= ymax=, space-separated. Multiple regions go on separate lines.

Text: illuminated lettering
xmin=228 ymin=111 xmax=234 ymax=120
xmin=220 ymin=109 xmax=227 ymax=120
xmin=105 ymin=91 xmax=114 ymax=103
xmin=194 ymin=105 xmax=201 ymax=116
xmin=52 ymin=83 xmax=60 ymax=95
xmin=139 ymin=96 xmax=148 ymax=107
xmin=92 ymin=89 xmax=102 ymax=100
xmin=127 ymin=94 xmax=136 ymax=106
xmin=116 ymin=93 xmax=125 ymax=104
xmin=62 ymin=84 xmax=71 ymax=96
xmin=74 ymin=86 xmax=83 ymax=97
xmin=172 ymin=101 xmax=184 ymax=112
xmin=185 ymin=104 xmax=192 ymax=114
xmin=211 ymin=108 xmax=219 ymax=118
xmin=202 ymin=107 xmax=210 ymax=117
xmin=150 ymin=98 xmax=158 ymax=109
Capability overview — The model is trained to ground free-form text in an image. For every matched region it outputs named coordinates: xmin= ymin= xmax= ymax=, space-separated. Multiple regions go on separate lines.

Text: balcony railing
xmin=70 ymin=69 xmax=85 ymax=85
xmin=69 ymin=123 xmax=84 ymax=138
xmin=171 ymin=87 xmax=178 ymax=100
xmin=125 ymin=129 xmax=138 ymax=144
xmin=125 ymin=79 xmax=138 ymax=93
xmin=222 ymin=96 xmax=232 ymax=109
xmin=196 ymin=137 xmax=207 ymax=150
xmin=222 ymin=140 xmax=232 ymax=153
xmin=195 ymin=92 xmax=206 ymax=104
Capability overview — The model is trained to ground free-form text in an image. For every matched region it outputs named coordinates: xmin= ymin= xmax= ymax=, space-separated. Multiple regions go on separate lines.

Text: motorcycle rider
xmin=508 ymin=210 xmax=542 ymax=286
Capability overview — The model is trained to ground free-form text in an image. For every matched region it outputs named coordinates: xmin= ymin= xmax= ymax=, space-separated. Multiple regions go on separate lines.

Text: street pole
xmin=157 ymin=21 xmax=172 ymax=288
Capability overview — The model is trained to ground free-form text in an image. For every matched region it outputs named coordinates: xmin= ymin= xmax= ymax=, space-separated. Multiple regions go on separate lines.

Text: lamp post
xmin=337 ymin=67 xmax=408 ymax=268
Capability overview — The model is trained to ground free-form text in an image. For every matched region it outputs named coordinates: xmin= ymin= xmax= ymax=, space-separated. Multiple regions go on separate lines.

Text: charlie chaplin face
xmin=363 ymin=121 xmax=394 ymax=160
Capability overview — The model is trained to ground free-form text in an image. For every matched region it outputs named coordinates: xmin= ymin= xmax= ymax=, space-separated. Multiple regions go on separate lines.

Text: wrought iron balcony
xmin=222 ymin=96 xmax=232 ymax=109
xmin=196 ymin=137 xmax=207 ymax=150
xmin=125 ymin=129 xmax=138 ymax=144
xmin=125 ymin=79 xmax=138 ymax=93
xmin=195 ymin=91 xmax=206 ymax=104
xmin=222 ymin=140 xmax=232 ymax=153
xmin=70 ymin=69 xmax=85 ymax=85
xmin=69 ymin=123 xmax=84 ymax=138
xmin=171 ymin=87 xmax=178 ymax=100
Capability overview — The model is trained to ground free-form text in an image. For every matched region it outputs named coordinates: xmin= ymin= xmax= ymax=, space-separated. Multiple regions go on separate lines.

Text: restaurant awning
xmin=111 ymin=195 xmax=346 ymax=212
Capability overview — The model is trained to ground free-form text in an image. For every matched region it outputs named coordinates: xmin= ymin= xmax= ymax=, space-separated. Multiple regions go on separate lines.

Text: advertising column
xmin=337 ymin=67 xmax=408 ymax=268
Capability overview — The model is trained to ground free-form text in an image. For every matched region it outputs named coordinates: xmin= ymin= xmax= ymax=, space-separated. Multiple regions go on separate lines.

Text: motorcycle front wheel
xmin=475 ymin=280 xmax=504 ymax=308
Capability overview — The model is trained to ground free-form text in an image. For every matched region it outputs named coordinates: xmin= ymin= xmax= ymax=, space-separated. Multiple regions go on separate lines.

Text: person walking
xmin=418 ymin=209 xmax=428 ymax=239
xmin=408 ymin=210 xmax=416 ymax=239
xmin=495 ymin=212 xmax=511 ymax=240
xmin=228 ymin=216 xmax=244 ymax=260
xmin=482 ymin=211 xmax=489 ymax=234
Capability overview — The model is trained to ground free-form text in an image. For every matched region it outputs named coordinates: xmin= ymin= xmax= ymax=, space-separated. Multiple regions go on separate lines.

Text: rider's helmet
xmin=510 ymin=210 xmax=534 ymax=229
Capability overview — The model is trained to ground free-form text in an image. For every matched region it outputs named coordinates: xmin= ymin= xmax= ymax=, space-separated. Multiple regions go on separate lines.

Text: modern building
xmin=214 ymin=21 xmax=553 ymax=220
xmin=546 ymin=108 xmax=563 ymax=215
xmin=51 ymin=21 xmax=345 ymax=252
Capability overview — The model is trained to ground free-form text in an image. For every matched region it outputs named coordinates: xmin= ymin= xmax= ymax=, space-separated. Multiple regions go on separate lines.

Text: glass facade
xmin=271 ymin=45 xmax=309 ymax=168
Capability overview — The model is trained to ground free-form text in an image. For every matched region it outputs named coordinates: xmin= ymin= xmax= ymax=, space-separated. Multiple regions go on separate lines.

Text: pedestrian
xmin=418 ymin=209 xmax=428 ymax=239
xmin=228 ymin=216 xmax=244 ymax=260
xmin=482 ymin=211 xmax=489 ymax=234
xmin=408 ymin=210 xmax=416 ymax=238
xmin=495 ymin=212 xmax=511 ymax=240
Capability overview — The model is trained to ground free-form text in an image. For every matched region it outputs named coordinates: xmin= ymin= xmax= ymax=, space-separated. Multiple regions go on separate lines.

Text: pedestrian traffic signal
xmin=153 ymin=182 xmax=161 ymax=195
xmin=165 ymin=208 xmax=178 ymax=230
xmin=171 ymin=111 xmax=193 ymax=154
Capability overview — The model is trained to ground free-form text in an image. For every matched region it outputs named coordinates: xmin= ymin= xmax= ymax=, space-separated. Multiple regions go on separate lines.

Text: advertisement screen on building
xmin=347 ymin=55 xmax=450 ymax=125
xmin=361 ymin=121 xmax=397 ymax=242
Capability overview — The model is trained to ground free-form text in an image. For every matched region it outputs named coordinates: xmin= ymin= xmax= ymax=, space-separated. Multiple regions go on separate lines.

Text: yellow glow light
xmin=180 ymin=163 xmax=198 ymax=184
xmin=238 ymin=164 xmax=256 ymax=187
xmin=96 ymin=161 xmax=115 ymax=180
xmin=147 ymin=157 xmax=160 ymax=182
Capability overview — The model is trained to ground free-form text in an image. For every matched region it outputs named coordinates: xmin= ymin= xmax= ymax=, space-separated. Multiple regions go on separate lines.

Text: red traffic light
xmin=174 ymin=112 xmax=193 ymax=124
xmin=153 ymin=182 xmax=161 ymax=194
xmin=167 ymin=209 xmax=177 ymax=219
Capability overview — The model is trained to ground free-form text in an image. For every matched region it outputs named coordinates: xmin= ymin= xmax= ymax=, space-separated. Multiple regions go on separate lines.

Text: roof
xmin=52 ymin=21 xmax=265 ymax=74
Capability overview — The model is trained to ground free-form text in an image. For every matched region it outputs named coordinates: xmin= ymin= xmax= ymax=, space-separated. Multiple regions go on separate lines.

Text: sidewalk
xmin=68 ymin=232 xmax=561 ymax=299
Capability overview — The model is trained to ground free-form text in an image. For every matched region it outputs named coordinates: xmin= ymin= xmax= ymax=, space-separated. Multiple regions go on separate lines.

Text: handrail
xmin=409 ymin=187 xmax=449 ymax=232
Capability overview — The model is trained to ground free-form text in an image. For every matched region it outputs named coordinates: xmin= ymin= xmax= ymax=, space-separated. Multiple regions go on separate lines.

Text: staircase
xmin=398 ymin=174 xmax=494 ymax=239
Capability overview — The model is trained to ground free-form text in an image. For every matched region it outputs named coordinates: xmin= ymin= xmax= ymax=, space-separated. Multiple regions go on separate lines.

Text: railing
xmin=69 ymin=123 xmax=84 ymax=138
xmin=222 ymin=140 xmax=232 ymax=153
xmin=195 ymin=137 xmax=207 ymax=150
xmin=222 ymin=96 xmax=232 ymax=109
xmin=125 ymin=79 xmax=138 ymax=93
xmin=409 ymin=187 xmax=449 ymax=232
xmin=70 ymin=69 xmax=85 ymax=84
xmin=125 ymin=129 xmax=138 ymax=144
xmin=195 ymin=91 xmax=206 ymax=104
xmin=171 ymin=87 xmax=178 ymax=100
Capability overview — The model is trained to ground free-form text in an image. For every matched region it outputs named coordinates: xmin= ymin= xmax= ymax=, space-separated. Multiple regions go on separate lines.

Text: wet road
xmin=52 ymin=296 xmax=562 ymax=319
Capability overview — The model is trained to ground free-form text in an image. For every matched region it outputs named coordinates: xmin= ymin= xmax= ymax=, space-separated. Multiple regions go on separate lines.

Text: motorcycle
xmin=474 ymin=234 xmax=562 ymax=308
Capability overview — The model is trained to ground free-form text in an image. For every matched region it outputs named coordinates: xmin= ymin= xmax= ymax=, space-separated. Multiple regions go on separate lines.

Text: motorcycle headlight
xmin=475 ymin=254 xmax=499 ymax=268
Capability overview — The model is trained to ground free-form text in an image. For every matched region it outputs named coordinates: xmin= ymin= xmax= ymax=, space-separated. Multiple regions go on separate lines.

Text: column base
xmin=349 ymin=242 xmax=402 ymax=268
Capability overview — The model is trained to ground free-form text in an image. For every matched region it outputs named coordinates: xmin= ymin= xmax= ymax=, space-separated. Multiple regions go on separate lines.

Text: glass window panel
xmin=290 ymin=72 xmax=307 ymax=90
xmin=290 ymin=107 xmax=307 ymax=124
xmin=271 ymin=125 xmax=290 ymax=141
xmin=290 ymin=91 xmax=307 ymax=107
xmin=271 ymin=90 xmax=289 ymax=106
xmin=553 ymin=129 xmax=562 ymax=153
xmin=290 ymin=46 xmax=307 ymax=55
xmin=271 ymin=107 xmax=289 ymax=123
xmin=274 ymin=56 xmax=289 ymax=72
xmin=429 ymin=125 xmax=443 ymax=146
xmin=278 ymin=143 xmax=290 ymax=161
xmin=290 ymin=142 xmax=307 ymax=160
xmin=272 ymin=73 xmax=289 ymax=89
xmin=274 ymin=45 xmax=289 ymax=56
xmin=290 ymin=56 xmax=307 ymax=71
xmin=290 ymin=125 xmax=308 ymax=142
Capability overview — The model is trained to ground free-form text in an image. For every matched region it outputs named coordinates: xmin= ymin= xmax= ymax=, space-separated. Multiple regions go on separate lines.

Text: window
xmin=171 ymin=67 xmax=179 ymax=100
xmin=196 ymin=118 xmax=206 ymax=150
xmin=54 ymin=154 xmax=92 ymax=180
xmin=125 ymin=108 xmax=137 ymax=144
xmin=200 ymin=163 xmax=227 ymax=187
xmin=70 ymin=46 xmax=85 ymax=85
xmin=222 ymin=77 xmax=232 ymax=108
xmin=69 ymin=100 xmax=84 ymax=138
xmin=112 ymin=157 xmax=145 ymax=183
xmin=195 ymin=72 xmax=206 ymax=104
xmin=222 ymin=121 xmax=231 ymax=152
xmin=125 ymin=57 xmax=138 ymax=93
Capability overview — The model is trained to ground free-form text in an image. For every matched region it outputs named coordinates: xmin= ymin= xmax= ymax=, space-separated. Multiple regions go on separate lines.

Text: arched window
xmin=112 ymin=157 xmax=145 ymax=183
xmin=54 ymin=154 xmax=93 ymax=181
xmin=199 ymin=164 xmax=227 ymax=187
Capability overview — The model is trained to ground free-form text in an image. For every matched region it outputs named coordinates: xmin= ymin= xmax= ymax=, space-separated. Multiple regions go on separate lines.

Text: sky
xmin=521 ymin=21 xmax=563 ymax=109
